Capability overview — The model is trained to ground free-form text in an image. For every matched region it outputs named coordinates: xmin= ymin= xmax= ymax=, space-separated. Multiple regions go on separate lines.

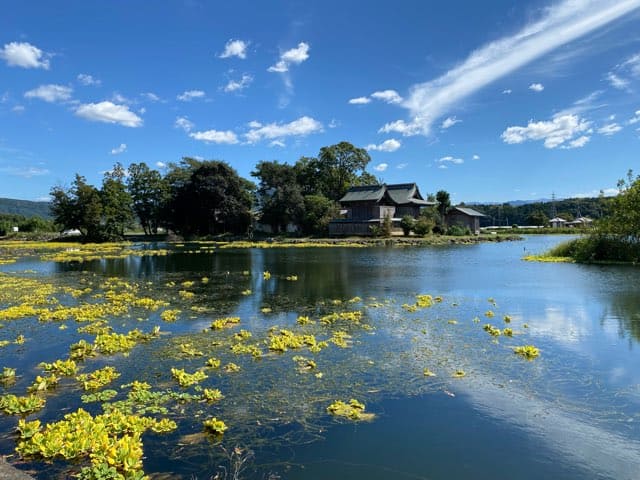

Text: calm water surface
xmin=1 ymin=235 xmax=639 ymax=479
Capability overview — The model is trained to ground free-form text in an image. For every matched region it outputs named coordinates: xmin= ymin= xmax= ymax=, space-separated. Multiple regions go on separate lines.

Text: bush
xmin=413 ymin=218 xmax=433 ymax=236
xmin=400 ymin=215 xmax=415 ymax=236
xmin=446 ymin=225 xmax=470 ymax=236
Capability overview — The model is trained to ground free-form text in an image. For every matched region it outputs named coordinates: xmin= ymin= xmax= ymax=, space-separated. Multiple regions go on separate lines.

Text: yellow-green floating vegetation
xmin=326 ymin=399 xmax=375 ymax=421
xmin=513 ymin=345 xmax=540 ymax=360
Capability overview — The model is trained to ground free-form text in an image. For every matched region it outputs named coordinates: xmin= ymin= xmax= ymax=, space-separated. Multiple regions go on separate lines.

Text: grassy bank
xmin=525 ymin=236 xmax=640 ymax=264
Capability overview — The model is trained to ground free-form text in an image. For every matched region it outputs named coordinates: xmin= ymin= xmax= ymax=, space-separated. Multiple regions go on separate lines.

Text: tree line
xmin=49 ymin=142 xmax=383 ymax=241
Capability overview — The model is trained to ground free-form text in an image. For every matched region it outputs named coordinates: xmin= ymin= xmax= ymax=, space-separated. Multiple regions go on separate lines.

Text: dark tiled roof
xmin=340 ymin=183 xmax=434 ymax=205
xmin=450 ymin=206 xmax=486 ymax=217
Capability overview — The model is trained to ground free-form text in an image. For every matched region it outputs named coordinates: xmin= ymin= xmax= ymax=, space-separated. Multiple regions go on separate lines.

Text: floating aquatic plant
xmin=0 ymin=394 xmax=45 ymax=415
xmin=76 ymin=366 xmax=121 ymax=391
xmin=483 ymin=324 xmax=501 ymax=337
xmin=171 ymin=368 xmax=208 ymax=387
xmin=211 ymin=317 xmax=240 ymax=330
xmin=326 ymin=399 xmax=375 ymax=421
xmin=203 ymin=417 xmax=228 ymax=435
xmin=513 ymin=345 xmax=540 ymax=360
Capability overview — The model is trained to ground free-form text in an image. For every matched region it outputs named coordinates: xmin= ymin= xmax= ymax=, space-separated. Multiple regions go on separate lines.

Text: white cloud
xmin=501 ymin=113 xmax=591 ymax=149
xmin=0 ymin=165 xmax=50 ymax=177
xmin=567 ymin=135 xmax=591 ymax=148
xmin=219 ymin=39 xmax=249 ymax=59
xmin=189 ymin=129 xmax=239 ymax=144
xmin=373 ymin=163 xmax=388 ymax=172
xmin=606 ymin=72 xmax=629 ymax=90
xmin=441 ymin=116 xmax=461 ymax=129
xmin=628 ymin=110 xmax=640 ymax=125
xmin=0 ymin=41 xmax=50 ymax=69
xmin=156 ymin=161 xmax=166 ymax=169
xmin=502 ymin=89 xmax=512 ymax=94
xmin=472 ymin=154 xmax=480 ymax=160
xmin=386 ymin=0 xmax=640 ymax=136
xmin=529 ymin=83 xmax=545 ymax=92
xmin=348 ymin=96 xmax=371 ymax=105
xmin=24 ymin=84 xmax=72 ymax=103
xmin=597 ymin=122 xmax=622 ymax=135
xmin=75 ymin=101 xmax=143 ymax=127
xmin=177 ymin=90 xmax=205 ymax=101
xmin=224 ymin=74 xmax=253 ymax=93
xmin=268 ymin=42 xmax=310 ymax=73
xmin=438 ymin=155 xmax=464 ymax=164
xmin=366 ymin=139 xmax=401 ymax=152
xmin=371 ymin=90 xmax=403 ymax=104
xmin=245 ymin=116 xmax=322 ymax=143
xmin=77 ymin=74 xmax=101 ymax=86
xmin=175 ymin=116 xmax=194 ymax=132
xmin=269 ymin=140 xmax=286 ymax=148
xmin=110 ymin=143 xmax=127 ymax=155
xmin=141 ymin=92 xmax=161 ymax=102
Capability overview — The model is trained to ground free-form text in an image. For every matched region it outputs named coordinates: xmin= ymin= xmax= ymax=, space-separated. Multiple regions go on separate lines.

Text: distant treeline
xmin=0 ymin=198 xmax=52 ymax=219
xmin=469 ymin=196 xmax=612 ymax=227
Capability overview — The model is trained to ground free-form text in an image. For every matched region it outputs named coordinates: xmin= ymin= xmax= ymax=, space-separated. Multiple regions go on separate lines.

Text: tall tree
xmin=436 ymin=190 xmax=451 ymax=227
xmin=101 ymin=163 xmax=134 ymax=239
xmin=127 ymin=162 xmax=168 ymax=234
xmin=306 ymin=142 xmax=372 ymax=201
xmin=252 ymin=161 xmax=305 ymax=233
xmin=166 ymin=159 xmax=253 ymax=236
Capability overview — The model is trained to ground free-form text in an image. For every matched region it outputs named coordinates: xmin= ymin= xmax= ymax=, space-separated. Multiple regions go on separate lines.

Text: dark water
xmin=1 ymin=235 xmax=640 ymax=479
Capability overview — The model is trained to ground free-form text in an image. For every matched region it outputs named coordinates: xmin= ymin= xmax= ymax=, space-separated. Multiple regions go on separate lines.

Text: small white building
xmin=549 ymin=217 xmax=567 ymax=228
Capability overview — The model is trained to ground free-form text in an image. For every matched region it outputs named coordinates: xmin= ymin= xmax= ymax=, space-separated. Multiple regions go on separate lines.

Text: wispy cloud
xmin=268 ymin=42 xmax=310 ymax=73
xmin=0 ymin=41 xmax=50 ymax=69
xmin=366 ymin=139 xmax=401 ymax=152
xmin=441 ymin=116 xmax=461 ymax=129
xmin=219 ymin=39 xmax=249 ymax=59
xmin=75 ymin=101 xmax=143 ymax=127
xmin=77 ymin=74 xmax=101 ymax=86
xmin=177 ymin=90 xmax=205 ymax=101
xmin=224 ymin=74 xmax=253 ymax=93
xmin=597 ymin=122 xmax=623 ymax=135
xmin=382 ymin=0 xmax=640 ymax=136
xmin=24 ymin=84 xmax=72 ymax=103
xmin=110 ymin=143 xmax=127 ymax=155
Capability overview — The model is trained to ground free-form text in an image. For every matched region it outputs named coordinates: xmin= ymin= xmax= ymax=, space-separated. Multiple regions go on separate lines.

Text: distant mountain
xmin=0 ymin=198 xmax=52 ymax=219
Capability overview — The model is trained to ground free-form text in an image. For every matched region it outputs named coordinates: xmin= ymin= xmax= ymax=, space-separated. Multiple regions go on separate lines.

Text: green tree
xmin=527 ymin=210 xmax=549 ymax=226
xmin=50 ymin=175 xmax=104 ymax=241
xmin=166 ymin=159 xmax=253 ymax=237
xmin=304 ymin=142 xmax=372 ymax=201
xmin=436 ymin=190 xmax=451 ymax=227
xmin=252 ymin=161 xmax=305 ymax=234
xmin=127 ymin=162 xmax=169 ymax=234
xmin=101 ymin=163 xmax=134 ymax=239
xmin=300 ymin=194 xmax=339 ymax=236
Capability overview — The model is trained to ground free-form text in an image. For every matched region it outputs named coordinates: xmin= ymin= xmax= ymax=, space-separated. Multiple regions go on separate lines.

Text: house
xmin=565 ymin=216 xmax=593 ymax=228
xmin=446 ymin=206 xmax=486 ymax=234
xmin=328 ymin=183 xmax=434 ymax=236
xmin=549 ymin=217 xmax=567 ymax=228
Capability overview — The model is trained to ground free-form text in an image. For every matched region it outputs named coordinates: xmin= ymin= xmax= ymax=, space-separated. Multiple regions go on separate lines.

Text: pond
xmin=0 ymin=235 xmax=639 ymax=479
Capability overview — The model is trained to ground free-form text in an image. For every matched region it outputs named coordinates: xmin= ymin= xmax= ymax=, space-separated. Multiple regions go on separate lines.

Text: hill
xmin=0 ymin=198 xmax=52 ymax=219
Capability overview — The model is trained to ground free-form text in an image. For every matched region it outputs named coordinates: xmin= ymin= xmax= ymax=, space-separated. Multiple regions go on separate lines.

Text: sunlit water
xmin=1 ymin=235 xmax=639 ymax=479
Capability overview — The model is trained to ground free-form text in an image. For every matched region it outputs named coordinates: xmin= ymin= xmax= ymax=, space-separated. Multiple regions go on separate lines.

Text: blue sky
xmin=1 ymin=0 xmax=640 ymax=204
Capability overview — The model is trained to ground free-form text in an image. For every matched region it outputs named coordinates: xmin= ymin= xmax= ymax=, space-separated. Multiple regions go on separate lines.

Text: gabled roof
xmin=339 ymin=183 xmax=434 ymax=206
xmin=449 ymin=206 xmax=486 ymax=217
